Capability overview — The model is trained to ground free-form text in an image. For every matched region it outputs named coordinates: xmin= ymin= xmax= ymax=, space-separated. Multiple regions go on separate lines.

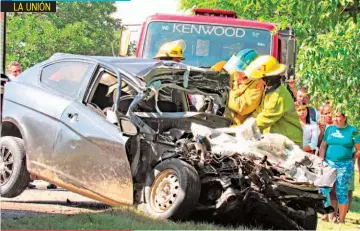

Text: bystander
xmin=7 ymin=61 xmax=22 ymax=80
xmin=296 ymin=87 xmax=319 ymax=123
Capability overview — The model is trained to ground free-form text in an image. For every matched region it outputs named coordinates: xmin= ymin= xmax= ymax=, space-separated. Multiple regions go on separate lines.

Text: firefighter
xmin=154 ymin=40 xmax=204 ymax=112
xmin=153 ymin=39 xmax=198 ymax=109
xmin=245 ymin=55 xmax=303 ymax=146
xmin=223 ymin=49 xmax=265 ymax=126
xmin=153 ymin=40 xmax=185 ymax=62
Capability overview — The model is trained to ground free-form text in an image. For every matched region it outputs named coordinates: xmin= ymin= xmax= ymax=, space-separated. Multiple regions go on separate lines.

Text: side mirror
xmin=1 ymin=73 xmax=10 ymax=94
xmin=119 ymin=29 xmax=131 ymax=57
xmin=119 ymin=117 xmax=138 ymax=136
xmin=1 ymin=73 xmax=10 ymax=83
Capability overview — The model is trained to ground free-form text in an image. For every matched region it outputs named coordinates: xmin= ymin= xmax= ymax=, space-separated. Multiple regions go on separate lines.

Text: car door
xmin=52 ymin=69 xmax=133 ymax=205
xmin=20 ymin=60 xmax=96 ymax=177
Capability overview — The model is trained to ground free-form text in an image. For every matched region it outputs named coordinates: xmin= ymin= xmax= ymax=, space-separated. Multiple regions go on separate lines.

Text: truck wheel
xmin=144 ymin=159 xmax=200 ymax=220
xmin=0 ymin=136 xmax=30 ymax=197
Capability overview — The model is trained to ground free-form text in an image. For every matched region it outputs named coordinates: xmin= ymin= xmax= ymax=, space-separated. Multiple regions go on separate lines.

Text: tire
xmin=144 ymin=158 xmax=201 ymax=220
xmin=297 ymin=208 xmax=318 ymax=230
xmin=286 ymin=206 xmax=317 ymax=230
xmin=0 ymin=136 xmax=30 ymax=197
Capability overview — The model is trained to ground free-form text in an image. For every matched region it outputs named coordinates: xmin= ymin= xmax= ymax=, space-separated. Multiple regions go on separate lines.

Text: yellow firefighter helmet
xmin=244 ymin=55 xmax=287 ymax=79
xmin=153 ymin=40 xmax=185 ymax=60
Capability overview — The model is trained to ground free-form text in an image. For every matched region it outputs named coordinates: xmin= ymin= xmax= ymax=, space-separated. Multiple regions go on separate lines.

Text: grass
xmin=1 ymin=206 xmax=254 ymax=230
xmin=2 ymin=172 xmax=359 ymax=230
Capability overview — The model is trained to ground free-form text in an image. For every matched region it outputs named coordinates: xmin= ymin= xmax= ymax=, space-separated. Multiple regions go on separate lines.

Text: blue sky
xmin=114 ymin=0 xmax=187 ymax=41
xmin=114 ymin=0 xmax=184 ymax=25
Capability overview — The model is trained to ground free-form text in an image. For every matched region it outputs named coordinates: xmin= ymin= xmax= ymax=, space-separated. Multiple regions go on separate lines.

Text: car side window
xmin=41 ymin=61 xmax=94 ymax=97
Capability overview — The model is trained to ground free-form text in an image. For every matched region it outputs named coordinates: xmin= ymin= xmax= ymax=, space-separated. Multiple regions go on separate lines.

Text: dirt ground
xmin=1 ymin=180 xmax=110 ymax=220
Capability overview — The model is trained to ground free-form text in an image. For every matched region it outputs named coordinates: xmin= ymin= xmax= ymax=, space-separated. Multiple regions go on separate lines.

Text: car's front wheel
xmin=0 ymin=136 xmax=30 ymax=197
xmin=144 ymin=159 xmax=200 ymax=220
xmin=294 ymin=207 xmax=318 ymax=230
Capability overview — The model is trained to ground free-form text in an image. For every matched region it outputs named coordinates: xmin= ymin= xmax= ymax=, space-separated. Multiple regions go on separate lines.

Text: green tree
xmin=6 ymin=2 xmax=121 ymax=69
xmin=48 ymin=2 xmax=121 ymax=55
xmin=180 ymin=0 xmax=358 ymax=40
xmin=298 ymin=20 xmax=360 ymax=122
xmin=6 ymin=14 xmax=59 ymax=69
xmin=180 ymin=0 xmax=360 ymax=127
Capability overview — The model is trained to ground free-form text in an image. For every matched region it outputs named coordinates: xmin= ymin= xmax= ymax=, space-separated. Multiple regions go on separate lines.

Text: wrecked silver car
xmin=1 ymin=54 xmax=334 ymax=230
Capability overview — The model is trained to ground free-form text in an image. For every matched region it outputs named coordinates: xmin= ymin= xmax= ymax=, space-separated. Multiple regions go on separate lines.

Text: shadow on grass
xmin=1 ymin=200 xmax=110 ymax=210
xmin=1 ymin=205 xmax=253 ymax=230
xmin=30 ymin=188 xmax=68 ymax=192
xmin=0 ymin=202 xmax=273 ymax=230
xmin=350 ymin=196 xmax=360 ymax=215
xmin=1 ymin=209 xmax=66 ymax=220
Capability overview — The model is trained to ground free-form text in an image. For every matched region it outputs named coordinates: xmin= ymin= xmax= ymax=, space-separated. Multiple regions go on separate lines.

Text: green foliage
xmin=6 ymin=2 xmax=121 ymax=69
xmin=6 ymin=14 xmax=58 ymax=69
xmin=180 ymin=0 xmax=356 ymax=41
xmin=298 ymin=19 xmax=360 ymax=126
xmin=180 ymin=0 xmax=360 ymax=127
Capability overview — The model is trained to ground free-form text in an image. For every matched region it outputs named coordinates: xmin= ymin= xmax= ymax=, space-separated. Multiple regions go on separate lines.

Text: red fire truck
xmin=129 ymin=8 xmax=296 ymax=78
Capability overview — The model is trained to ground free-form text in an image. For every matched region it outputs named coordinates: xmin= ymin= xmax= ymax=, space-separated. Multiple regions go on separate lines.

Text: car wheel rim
xmin=0 ymin=146 xmax=14 ymax=186
xmin=150 ymin=169 xmax=180 ymax=213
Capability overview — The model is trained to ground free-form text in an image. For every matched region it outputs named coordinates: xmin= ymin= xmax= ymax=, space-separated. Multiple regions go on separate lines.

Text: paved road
xmin=1 ymin=181 xmax=110 ymax=220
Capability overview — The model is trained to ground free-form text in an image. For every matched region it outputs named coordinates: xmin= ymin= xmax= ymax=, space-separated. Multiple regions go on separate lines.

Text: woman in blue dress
xmin=319 ymin=109 xmax=360 ymax=223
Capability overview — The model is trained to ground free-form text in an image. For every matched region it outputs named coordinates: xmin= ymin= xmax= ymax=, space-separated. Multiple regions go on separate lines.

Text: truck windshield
xmin=141 ymin=22 xmax=272 ymax=67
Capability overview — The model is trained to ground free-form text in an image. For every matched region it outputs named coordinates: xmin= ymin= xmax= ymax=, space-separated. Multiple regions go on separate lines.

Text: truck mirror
xmin=279 ymin=28 xmax=296 ymax=79
xmin=286 ymin=39 xmax=296 ymax=67
xmin=119 ymin=29 xmax=131 ymax=57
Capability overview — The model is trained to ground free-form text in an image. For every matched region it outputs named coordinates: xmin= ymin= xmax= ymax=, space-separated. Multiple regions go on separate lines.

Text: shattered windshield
xmin=141 ymin=22 xmax=272 ymax=67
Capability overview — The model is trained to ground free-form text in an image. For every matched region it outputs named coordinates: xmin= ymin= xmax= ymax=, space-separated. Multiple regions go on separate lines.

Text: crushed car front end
xmin=116 ymin=62 xmax=335 ymax=230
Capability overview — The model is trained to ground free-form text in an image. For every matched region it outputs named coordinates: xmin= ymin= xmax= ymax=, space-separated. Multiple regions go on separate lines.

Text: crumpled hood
xmin=139 ymin=61 xmax=230 ymax=99
xmin=125 ymin=61 xmax=231 ymax=135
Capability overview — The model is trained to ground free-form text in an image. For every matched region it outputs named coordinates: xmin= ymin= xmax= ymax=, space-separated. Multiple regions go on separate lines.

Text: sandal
xmin=27 ymin=183 xmax=36 ymax=189
xmin=331 ymin=216 xmax=339 ymax=223
xmin=47 ymin=184 xmax=57 ymax=189
xmin=321 ymin=215 xmax=329 ymax=222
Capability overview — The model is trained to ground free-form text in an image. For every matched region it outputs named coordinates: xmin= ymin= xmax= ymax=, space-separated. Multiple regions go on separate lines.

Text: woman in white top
xmin=295 ymin=100 xmax=319 ymax=154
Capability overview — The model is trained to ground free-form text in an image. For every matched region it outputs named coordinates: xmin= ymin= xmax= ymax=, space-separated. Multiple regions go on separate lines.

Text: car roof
xmin=12 ymin=53 xmax=163 ymax=89
xmin=49 ymin=53 xmax=161 ymax=77
xmin=49 ymin=53 xmax=161 ymax=70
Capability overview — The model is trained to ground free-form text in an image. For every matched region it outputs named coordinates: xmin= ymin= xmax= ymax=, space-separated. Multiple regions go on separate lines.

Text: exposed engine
xmin=128 ymin=119 xmax=334 ymax=230
xmin=172 ymin=134 xmax=329 ymax=229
